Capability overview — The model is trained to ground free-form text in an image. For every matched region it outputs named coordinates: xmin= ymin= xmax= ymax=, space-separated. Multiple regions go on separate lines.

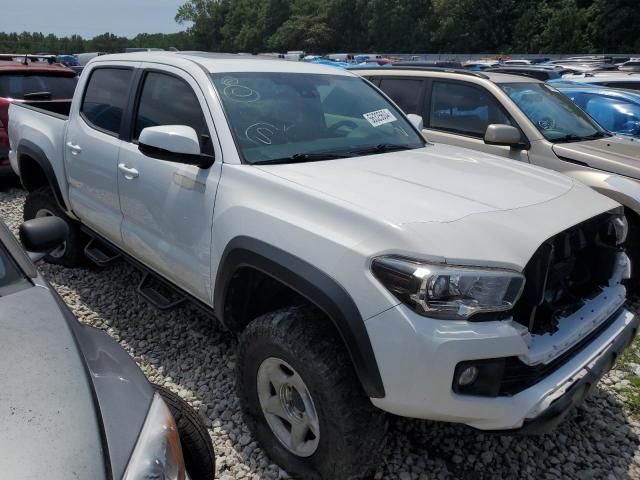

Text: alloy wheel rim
xmin=256 ymin=357 xmax=320 ymax=457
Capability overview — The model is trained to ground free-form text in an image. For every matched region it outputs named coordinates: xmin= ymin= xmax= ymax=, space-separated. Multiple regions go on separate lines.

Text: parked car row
xmin=4 ymin=51 xmax=639 ymax=479
xmin=0 ymin=55 xmax=78 ymax=176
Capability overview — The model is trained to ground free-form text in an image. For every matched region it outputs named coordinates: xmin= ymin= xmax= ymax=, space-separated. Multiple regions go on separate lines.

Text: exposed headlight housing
xmin=123 ymin=393 xmax=187 ymax=480
xmin=612 ymin=214 xmax=629 ymax=245
xmin=371 ymin=256 xmax=525 ymax=320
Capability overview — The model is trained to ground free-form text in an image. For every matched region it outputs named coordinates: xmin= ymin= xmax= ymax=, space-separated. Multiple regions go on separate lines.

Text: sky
xmin=1 ymin=0 xmax=190 ymax=38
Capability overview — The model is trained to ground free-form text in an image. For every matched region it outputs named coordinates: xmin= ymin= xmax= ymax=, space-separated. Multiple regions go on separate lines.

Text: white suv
xmin=8 ymin=52 xmax=638 ymax=479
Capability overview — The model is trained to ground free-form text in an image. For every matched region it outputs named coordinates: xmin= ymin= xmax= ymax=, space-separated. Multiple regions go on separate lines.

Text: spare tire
xmin=154 ymin=384 xmax=216 ymax=480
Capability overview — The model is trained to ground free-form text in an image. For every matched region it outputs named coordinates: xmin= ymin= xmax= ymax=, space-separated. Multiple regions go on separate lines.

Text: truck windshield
xmin=0 ymin=73 xmax=78 ymax=100
xmin=501 ymin=83 xmax=609 ymax=142
xmin=211 ymin=72 xmax=425 ymax=164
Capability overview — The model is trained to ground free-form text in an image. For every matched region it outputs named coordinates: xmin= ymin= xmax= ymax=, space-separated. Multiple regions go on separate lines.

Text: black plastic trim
xmin=214 ymin=236 xmax=386 ymax=398
xmin=16 ymin=139 xmax=67 ymax=210
xmin=497 ymin=313 xmax=638 ymax=435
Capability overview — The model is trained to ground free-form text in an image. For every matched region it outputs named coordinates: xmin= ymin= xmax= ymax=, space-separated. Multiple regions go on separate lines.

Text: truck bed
xmin=12 ymin=99 xmax=72 ymax=119
xmin=8 ymin=101 xmax=70 ymax=202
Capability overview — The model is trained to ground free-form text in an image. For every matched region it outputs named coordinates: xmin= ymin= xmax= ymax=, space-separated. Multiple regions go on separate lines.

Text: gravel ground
xmin=3 ymin=184 xmax=640 ymax=479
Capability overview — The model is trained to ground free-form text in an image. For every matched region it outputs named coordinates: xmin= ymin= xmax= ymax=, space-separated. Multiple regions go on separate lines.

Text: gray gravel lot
xmin=3 ymin=184 xmax=640 ymax=479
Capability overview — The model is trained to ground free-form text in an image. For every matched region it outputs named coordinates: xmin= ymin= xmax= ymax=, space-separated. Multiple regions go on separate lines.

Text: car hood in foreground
xmin=257 ymin=144 xmax=576 ymax=224
xmin=552 ymin=135 xmax=640 ymax=179
xmin=0 ymin=286 xmax=107 ymax=480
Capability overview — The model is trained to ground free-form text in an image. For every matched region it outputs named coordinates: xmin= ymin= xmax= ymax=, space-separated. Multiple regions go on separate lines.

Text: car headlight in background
xmin=123 ymin=393 xmax=187 ymax=480
xmin=371 ymin=256 xmax=525 ymax=320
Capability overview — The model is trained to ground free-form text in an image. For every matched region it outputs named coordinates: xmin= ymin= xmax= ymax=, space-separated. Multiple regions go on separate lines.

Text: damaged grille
xmin=513 ymin=211 xmax=622 ymax=335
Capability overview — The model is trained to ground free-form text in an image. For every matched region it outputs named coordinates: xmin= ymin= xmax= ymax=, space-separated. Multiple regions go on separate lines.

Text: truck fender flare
xmin=214 ymin=236 xmax=386 ymax=398
xmin=17 ymin=139 xmax=67 ymax=210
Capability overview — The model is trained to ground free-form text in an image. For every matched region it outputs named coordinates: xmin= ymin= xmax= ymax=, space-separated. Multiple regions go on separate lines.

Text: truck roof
xmin=0 ymin=60 xmax=76 ymax=75
xmin=90 ymin=51 xmax=354 ymax=76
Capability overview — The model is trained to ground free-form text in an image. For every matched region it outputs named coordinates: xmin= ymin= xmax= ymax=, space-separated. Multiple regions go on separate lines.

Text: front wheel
xmin=237 ymin=306 xmax=388 ymax=480
xmin=23 ymin=187 xmax=86 ymax=267
xmin=154 ymin=385 xmax=216 ymax=480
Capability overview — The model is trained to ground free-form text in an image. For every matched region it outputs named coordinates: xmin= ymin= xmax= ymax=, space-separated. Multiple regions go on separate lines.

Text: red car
xmin=0 ymin=56 xmax=77 ymax=177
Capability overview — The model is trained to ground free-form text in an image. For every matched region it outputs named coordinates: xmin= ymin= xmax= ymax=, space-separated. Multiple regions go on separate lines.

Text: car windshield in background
xmin=211 ymin=72 xmax=425 ymax=164
xmin=0 ymin=74 xmax=78 ymax=100
xmin=501 ymin=82 xmax=608 ymax=142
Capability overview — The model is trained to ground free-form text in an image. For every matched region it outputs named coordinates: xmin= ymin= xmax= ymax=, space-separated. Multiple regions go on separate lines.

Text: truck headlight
xmin=371 ymin=256 xmax=525 ymax=320
xmin=123 ymin=393 xmax=187 ymax=480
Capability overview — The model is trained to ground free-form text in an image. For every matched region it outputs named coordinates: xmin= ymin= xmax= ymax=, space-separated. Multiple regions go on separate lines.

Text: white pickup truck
xmin=8 ymin=52 xmax=639 ymax=479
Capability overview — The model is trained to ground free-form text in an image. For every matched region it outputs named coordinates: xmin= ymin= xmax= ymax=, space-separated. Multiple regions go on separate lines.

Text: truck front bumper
xmin=366 ymin=296 xmax=637 ymax=431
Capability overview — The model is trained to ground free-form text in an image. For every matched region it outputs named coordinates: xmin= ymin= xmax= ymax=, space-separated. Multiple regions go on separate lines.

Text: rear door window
xmin=429 ymin=81 xmax=514 ymax=137
xmin=378 ymin=78 xmax=424 ymax=114
xmin=0 ymin=74 xmax=77 ymax=99
xmin=81 ymin=68 xmax=133 ymax=136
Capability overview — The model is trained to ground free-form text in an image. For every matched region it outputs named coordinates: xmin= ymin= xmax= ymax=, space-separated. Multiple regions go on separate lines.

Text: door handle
xmin=118 ymin=163 xmax=139 ymax=179
xmin=66 ymin=141 xmax=82 ymax=155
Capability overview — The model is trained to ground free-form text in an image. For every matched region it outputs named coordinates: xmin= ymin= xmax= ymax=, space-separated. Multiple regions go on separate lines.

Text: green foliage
xmin=175 ymin=0 xmax=640 ymax=53
xmin=0 ymin=31 xmax=193 ymax=54
xmin=1 ymin=0 xmax=639 ymax=54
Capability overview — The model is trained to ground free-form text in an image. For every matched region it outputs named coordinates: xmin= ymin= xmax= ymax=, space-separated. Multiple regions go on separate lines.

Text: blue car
xmin=551 ymin=84 xmax=640 ymax=138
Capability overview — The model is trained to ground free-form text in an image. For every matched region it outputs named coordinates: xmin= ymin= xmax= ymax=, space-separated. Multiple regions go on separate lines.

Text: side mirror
xmin=19 ymin=217 xmax=69 ymax=262
xmin=139 ymin=125 xmax=214 ymax=168
xmin=407 ymin=114 xmax=424 ymax=131
xmin=484 ymin=124 xmax=524 ymax=148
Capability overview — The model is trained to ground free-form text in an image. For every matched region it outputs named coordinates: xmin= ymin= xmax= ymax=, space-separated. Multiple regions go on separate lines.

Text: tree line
xmin=1 ymin=0 xmax=639 ymax=56
xmin=0 ymin=31 xmax=193 ymax=55
xmin=176 ymin=0 xmax=640 ymax=54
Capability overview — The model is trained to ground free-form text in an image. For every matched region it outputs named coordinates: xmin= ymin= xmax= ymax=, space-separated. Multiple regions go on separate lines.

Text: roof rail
xmin=0 ymin=54 xmax=57 ymax=64
xmin=348 ymin=65 xmax=490 ymax=79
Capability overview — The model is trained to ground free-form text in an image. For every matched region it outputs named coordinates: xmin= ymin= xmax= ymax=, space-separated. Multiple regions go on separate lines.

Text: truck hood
xmin=552 ymin=135 xmax=640 ymax=180
xmin=257 ymin=144 xmax=574 ymax=224
xmin=0 ymin=286 xmax=107 ymax=480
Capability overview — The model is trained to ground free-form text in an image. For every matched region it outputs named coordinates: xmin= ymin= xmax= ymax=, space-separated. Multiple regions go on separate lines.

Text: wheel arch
xmin=214 ymin=236 xmax=385 ymax=399
xmin=17 ymin=140 xmax=66 ymax=210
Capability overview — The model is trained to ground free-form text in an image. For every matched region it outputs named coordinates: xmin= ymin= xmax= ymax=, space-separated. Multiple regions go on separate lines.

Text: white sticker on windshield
xmin=363 ymin=108 xmax=397 ymax=127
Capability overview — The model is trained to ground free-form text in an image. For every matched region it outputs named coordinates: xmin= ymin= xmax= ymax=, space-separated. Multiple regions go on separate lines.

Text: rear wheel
xmin=237 ymin=305 xmax=388 ymax=480
xmin=23 ymin=187 xmax=86 ymax=267
xmin=154 ymin=384 xmax=216 ymax=480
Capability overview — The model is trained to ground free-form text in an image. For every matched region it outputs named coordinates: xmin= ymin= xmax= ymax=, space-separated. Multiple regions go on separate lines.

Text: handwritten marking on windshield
xmin=222 ymin=77 xmax=261 ymax=103
xmin=246 ymin=123 xmax=278 ymax=144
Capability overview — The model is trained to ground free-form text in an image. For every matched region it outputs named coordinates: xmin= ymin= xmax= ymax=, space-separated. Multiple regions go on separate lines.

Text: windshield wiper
xmin=252 ymin=151 xmax=355 ymax=165
xmin=581 ymin=131 xmax=612 ymax=140
xmin=22 ymin=91 xmax=52 ymax=100
xmin=553 ymin=131 xmax=611 ymax=143
xmin=350 ymin=143 xmax=414 ymax=155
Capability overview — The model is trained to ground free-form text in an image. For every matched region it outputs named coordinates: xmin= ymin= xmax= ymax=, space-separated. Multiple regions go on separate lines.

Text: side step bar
xmin=79 ymin=225 xmax=214 ymax=317
xmin=137 ymin=272 xmax=186 ymax=310
xmin=84 ymin=238 xmax=121 ymax=266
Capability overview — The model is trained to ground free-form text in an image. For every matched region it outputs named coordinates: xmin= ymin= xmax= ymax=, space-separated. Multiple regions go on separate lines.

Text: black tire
xmin=154 ymin=384 xmax=216 ymax=480
xmin=23 ymin=187 xmax=86 ymax=267
xmin=237 ymin=305 xmax=388 ymax=480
